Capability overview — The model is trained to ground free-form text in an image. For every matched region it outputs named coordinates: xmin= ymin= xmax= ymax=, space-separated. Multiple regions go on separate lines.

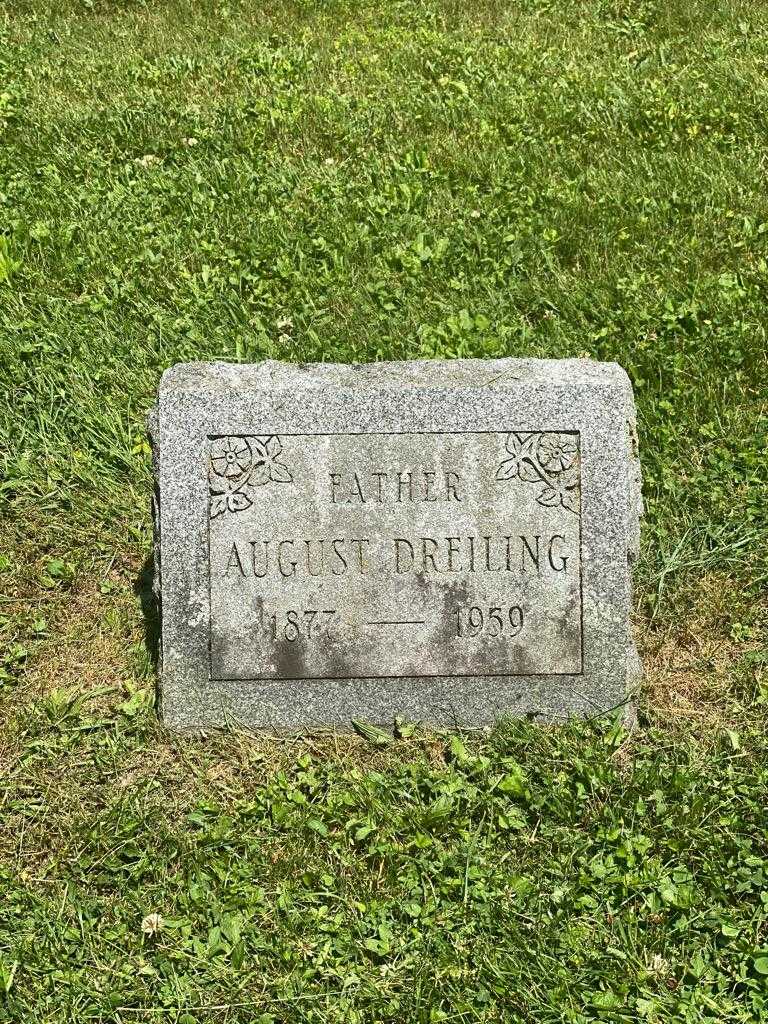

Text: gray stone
xmin=149 ymin=358 xmax=642 ymax=731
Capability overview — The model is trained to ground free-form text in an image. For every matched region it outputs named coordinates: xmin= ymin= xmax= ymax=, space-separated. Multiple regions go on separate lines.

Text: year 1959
xmin=456 ymin=605 xmax=524 ymax=638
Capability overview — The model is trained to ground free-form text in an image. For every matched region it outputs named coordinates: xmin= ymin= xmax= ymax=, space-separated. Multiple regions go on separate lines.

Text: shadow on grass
xmin=134 ymin=553 xmax=160 ymax=671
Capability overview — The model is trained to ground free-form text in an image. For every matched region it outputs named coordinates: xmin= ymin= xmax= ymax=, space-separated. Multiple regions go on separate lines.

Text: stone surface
xmin=149 ymin=358 xmax=642 ymax=731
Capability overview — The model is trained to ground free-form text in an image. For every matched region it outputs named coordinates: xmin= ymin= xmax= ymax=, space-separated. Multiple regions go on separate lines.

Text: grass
xmin=1 ymin=0 xmax=767 ymax=1020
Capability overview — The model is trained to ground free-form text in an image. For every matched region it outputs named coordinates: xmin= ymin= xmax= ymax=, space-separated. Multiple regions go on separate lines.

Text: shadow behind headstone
xmin=134 ymin=553 xmax=160 ymax=670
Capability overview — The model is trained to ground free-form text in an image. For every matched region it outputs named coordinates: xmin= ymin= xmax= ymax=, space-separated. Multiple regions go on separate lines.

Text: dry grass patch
xmin=639 ymin=571 xmax=767 ymax=728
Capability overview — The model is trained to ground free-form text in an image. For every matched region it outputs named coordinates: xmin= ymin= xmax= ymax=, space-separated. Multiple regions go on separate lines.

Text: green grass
xmin=1 ymin=0 xmax=767 ymax=1020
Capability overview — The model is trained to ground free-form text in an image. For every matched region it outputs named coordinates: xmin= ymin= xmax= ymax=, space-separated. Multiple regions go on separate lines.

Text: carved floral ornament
xmin=495 ymin=432 xmax=580 ymax=515
xmin=209 ymin=436 xmax=292 ymax=518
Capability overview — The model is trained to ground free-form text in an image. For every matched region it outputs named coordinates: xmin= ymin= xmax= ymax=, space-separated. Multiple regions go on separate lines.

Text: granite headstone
xmin=149 ymin=358 xmax=642 ymax=731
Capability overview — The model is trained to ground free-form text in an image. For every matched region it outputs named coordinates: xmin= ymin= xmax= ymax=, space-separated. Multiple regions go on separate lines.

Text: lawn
xmin=1 ymin=0 xmax=767 ymax=1020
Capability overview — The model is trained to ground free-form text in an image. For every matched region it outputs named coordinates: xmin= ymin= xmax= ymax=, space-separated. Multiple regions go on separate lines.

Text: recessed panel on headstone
xmin=208 ymin=430 xmax=582 ymax=681
xmin=150 ymin=359 xmax=641 ymax=730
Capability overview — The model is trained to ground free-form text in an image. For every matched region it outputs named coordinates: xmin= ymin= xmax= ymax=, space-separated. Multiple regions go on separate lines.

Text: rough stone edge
xmin=157 ymin=356 xmax=631 ymax=393
xmin=624 ymin=378 xmax=644 ymax=728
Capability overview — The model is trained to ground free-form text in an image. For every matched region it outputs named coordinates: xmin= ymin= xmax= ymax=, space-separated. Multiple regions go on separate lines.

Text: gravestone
xmin=149 ymin=358 xmax=641 ymax=731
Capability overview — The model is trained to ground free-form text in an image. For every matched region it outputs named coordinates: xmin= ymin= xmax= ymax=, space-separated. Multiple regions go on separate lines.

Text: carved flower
xmin=495 ymin=431 xmax=580 ymax=517
xmin=537 ymin=434 xmax=577 ymax=473
xmin=209 ymin=479 xmax=252 ymax=519
xmin=495 ymin=433 xmax=542 ymax=483
xmin=209 ymin=435 xmax=293 ymax=518
xmin=246 ymin=436 xmax=292 ymax=485
xmin=210 ymin=437 xmax=252 ymax=479
xmin=537 ymin=471 xmax=580 ymax=514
